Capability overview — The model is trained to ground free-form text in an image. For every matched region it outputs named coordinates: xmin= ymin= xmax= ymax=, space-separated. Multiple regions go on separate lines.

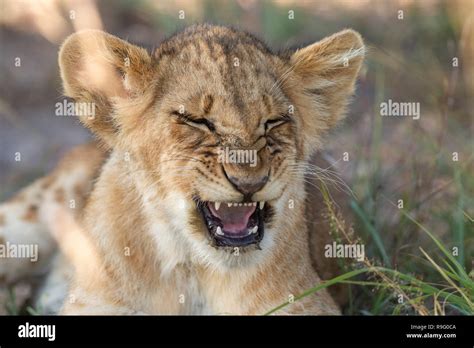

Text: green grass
xmin=5 ymin=287 xmax=19 ymax=315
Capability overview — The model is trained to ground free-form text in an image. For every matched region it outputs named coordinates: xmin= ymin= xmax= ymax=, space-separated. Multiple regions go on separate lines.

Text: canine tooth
xmin=251 ymin=226 xmax=258 ymax=234
xmin=227 ymin=203 xmax=233 ymax=207
xmin=214 ymin=202 xmax=221 ymax=211
xmin=253 ymin=202 xmax=257 ymax=207
xmin=216 ymin=226 xmax=224 ymax=236
xmin=259 ymin=201 xmax=265 ymax=210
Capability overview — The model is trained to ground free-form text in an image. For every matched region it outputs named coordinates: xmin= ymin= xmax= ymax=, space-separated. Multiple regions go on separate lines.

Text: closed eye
xmin=265 ymin=114 xmax=291 ymax=132
xmin=171 ymin=111 xmax=216 ymax=132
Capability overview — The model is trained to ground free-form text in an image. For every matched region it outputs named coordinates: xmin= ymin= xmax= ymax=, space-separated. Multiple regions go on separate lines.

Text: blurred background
xmin=0 ymin=0 xmax=473 ymax=315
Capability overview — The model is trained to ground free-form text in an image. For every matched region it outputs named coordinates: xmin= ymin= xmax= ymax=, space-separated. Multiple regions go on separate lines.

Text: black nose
xmin=226 ymin=175 xmax=269 ymax=196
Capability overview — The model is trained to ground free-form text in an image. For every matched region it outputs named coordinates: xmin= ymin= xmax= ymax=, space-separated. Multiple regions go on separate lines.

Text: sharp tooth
xmin=214 ymin=202 xmax=221 ymax=211
xmin=234 ymin=203 xmax=238 ymax=207
xmin=216 ymin=226 xmax=224 ymax=236
xmin=253 ymin=202 xmax=257 ymax=206
xmin=227 ymin=203 xmax=233 ymax=207
xmin=238 ymin=203 xmax=242 ymax=206
xmin=259 ymin=201 xmax=265 ymax=210
xmin=250 ymin=226 xmax=258 ymax=234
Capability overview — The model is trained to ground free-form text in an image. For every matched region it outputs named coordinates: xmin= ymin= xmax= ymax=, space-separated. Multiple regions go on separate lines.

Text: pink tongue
xmin=208 ymin=203 xmax=256 ymax=233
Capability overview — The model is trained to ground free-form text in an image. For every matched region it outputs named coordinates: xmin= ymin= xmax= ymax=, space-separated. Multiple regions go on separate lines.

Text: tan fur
xmin=0 ymin=143 xmax=105 ymax=289
xmin=0 ymin=25 xmax=364 ymax=315
xmin=21 ymin=205 xmax=39 ymax=222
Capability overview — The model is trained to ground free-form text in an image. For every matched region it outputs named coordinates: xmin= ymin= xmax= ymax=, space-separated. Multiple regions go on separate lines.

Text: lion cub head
xmin=59 ymin=24 xmax=364 ymax=269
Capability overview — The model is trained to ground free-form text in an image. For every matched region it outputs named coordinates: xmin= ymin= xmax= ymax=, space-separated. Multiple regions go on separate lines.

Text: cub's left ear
xmin=288 ymin=29 xmax=365 ymax=143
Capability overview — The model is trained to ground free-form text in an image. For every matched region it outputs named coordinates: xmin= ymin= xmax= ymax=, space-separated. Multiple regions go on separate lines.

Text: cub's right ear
xmin=59 ymin=30 xmax=154 ymax=146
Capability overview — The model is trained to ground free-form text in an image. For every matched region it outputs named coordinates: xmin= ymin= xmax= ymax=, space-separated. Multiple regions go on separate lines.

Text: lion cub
xmin=0 ymin=24 xmax=364 ymax=314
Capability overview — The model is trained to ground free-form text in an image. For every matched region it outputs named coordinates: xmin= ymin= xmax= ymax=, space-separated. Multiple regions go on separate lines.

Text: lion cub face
xmin=59 ymin=25 xmax=364 ymax=268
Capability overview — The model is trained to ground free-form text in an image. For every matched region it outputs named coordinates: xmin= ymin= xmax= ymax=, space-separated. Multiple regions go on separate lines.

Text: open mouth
xmin=197 ymin=200 xmax=268 ymax=248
